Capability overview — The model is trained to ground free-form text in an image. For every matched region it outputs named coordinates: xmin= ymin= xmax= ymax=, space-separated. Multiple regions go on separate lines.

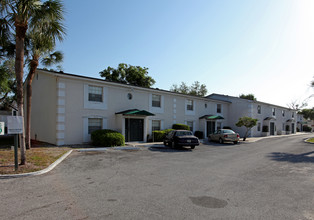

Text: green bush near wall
xmin=152 ymin=129 xmax=174 ymax=142
xmin=303 ymin=125 xmax=312 ymax=132
xmin=91 ymin=129 xmax=125 ymax=147
xmin=172 ymin=123 xmax=190 ymax=130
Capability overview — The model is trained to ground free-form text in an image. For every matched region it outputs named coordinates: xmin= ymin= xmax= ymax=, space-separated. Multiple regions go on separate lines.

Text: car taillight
xmin=224 ymin=135 xmax=228 ymax=138
xmin=237 ymin=134 xmax=240 ymax=138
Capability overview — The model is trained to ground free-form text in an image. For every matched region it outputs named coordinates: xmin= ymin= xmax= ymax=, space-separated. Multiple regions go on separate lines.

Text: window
xmin=88 ymin=118 xmax=102 ymax=134
xmin=272 ymin=108 xmax=276 ymax=116
xmin=152 ymin=120 xmax=161 ymax=131
xmin=187 ymin=121 xmax=194 ymax=132
xmin=88 ymin=86 xmax=102 ymax=102
xmin=186 ymin=99 xmax=194 ymax=111
xmin=217 ymin=104 xmax=222 ymax=113
xmin=205 ymin=103 xmax=207 ymax=108
xmin=292 ymin=112 xmax=294 ymax=118
xmin=257 ymin=105 xmax=261 ymax=114
xmin=152 ymin=94 xmax=161 ymax=107
xmin=282 ymin=110 xmax=285 ymax=117
xmin=257 ymin=122 xmax=261 ymax=131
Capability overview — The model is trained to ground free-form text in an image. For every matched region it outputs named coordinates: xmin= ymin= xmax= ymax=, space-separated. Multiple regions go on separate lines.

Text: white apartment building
xmin=208 ymin=94 xmax=298 ymax=137
xmin=28 ymin=70 xmax=229 ymax=145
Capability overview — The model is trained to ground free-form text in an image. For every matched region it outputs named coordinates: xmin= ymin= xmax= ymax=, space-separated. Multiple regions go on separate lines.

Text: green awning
xmin=264 ymin=117 xmax=276 ymax=121
xmin=199 ymin=115 xmax=224 ymax=120
xmin=115 ymin=109 xmax=155 ymax=116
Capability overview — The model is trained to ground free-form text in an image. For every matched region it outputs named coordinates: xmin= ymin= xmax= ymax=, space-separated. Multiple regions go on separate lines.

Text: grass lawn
xmin=306 ymin=138 xmax=314 ymax=143
xmin=0 ymin=147 xmax=71 ymax=175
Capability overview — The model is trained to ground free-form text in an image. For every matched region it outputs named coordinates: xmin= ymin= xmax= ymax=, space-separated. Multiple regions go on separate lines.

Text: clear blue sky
xmin=53 ymin=0 xmax=314 ymax=108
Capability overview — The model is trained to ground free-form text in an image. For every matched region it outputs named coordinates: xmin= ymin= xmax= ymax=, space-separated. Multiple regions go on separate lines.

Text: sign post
xmin=7 ymin=116 xmax=23 ymax=171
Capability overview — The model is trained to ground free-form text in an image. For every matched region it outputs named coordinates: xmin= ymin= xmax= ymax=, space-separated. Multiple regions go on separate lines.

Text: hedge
xmin=91 ymin=129 xmax=125 ymax=147
xmin=172 ymin=123 xmax=190 ymax=130
xmin=152 ymin=129 xmax=174 ymax=142
xmin=303 ymin=125 xmax=312 ymax=132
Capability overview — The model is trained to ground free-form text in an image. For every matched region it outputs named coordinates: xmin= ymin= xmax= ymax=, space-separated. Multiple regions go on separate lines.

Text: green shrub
xmin=303 ymin=125 xmax=312 ymax=132
xmin=194 ymin=131 xmax=203 ymax=139
xmin=172 ymin=123 xmax=190 ymax=130
xmin=152 ymin=129 xmax=174 ymax=142
xmin=163 ymin=129 xmax=174 ymax=135
xmin=152 ymin=130 xmax=165 ymax=142
xmin=91 ymin=129 xmax=125 ymax=147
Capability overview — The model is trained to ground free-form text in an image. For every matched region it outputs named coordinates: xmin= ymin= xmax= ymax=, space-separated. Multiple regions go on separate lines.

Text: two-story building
xmin=28 ymin=69 xmax=230 ymax=145
xmin=208 ymin=94 xmax=298 ymax=137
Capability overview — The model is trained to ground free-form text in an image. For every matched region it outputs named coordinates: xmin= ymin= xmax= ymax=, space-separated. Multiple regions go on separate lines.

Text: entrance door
xmin=291 ymin=123 xmax=295 ymax=133
xmin=125 ymin=118 xmax=144 ymax=142
xmin=270 ymin=122 xmax=275 ymax=135
xmin=207 ymin=121 xmax=216 ymax=137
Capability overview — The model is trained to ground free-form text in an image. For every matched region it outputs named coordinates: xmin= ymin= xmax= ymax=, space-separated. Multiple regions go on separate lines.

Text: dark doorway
xmin=291 ymin=123 xmax=295 ymax=133
xmin=270 ymin=122 xmax=275 ymax=135
xmin=207 ymin=121 xmax=216 ymax=137
xmin=125 ymin=118 xmax=144 ymax=142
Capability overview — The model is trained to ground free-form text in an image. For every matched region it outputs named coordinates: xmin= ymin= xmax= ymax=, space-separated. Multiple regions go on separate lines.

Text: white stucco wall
xmin=31 ymin=70 xmax=229 ymax=145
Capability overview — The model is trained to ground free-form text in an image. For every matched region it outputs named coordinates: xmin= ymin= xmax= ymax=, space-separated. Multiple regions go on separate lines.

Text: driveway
xmin=1 ymin=134 xmax=314 ymax=219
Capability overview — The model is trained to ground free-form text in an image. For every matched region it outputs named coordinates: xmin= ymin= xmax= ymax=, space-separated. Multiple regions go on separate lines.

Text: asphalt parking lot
xmin=1 ymin=134 xmax=314 ymax=220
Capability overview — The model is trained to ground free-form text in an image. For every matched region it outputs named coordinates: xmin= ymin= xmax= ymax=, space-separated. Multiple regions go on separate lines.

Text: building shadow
xmin=268 ymin=151 xmax=314 ymax=163
xmin=148 ymin=145 xmax=193 ymax=153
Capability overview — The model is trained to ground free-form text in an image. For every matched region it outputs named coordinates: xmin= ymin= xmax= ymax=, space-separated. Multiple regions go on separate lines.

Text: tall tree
xmin=299 ymin=108 xmax=314 ymax=120
xmin=239 ymin=94 xmax=257 ymax=101
xmin=0 ymin=59 xmax=15 ymax=105
xmin=24 ymin=0 xmax=65 ymax=149
xmin=170 ymin=81 xmax=207 ymax=96
xmin=0 ymin=0 xmax=65 ymax=165
xmin=99 ymin=63 xmax=156 ymax=88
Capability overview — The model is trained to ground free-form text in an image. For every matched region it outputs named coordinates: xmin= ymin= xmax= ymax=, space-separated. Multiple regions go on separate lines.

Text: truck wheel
xmin=191 ymin=146 xmax=195 ymax=149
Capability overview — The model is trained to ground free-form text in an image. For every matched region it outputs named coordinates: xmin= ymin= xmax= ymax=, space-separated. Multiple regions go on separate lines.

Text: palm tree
xmin=0 ymin=0 xmax=65 ymax=164
xmin=24 ymin=1 xmax=65 ymax=149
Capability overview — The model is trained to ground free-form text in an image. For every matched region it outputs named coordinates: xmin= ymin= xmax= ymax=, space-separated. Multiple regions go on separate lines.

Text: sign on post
xmin=0 ymin=122 xmax=4 ymax=135
xmin=7 ymin=116 xmax=23 ymax=134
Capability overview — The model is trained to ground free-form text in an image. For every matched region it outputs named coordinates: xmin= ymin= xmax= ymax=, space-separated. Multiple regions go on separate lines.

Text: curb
xmin=0 ymin=150 xmax=73 ymax=179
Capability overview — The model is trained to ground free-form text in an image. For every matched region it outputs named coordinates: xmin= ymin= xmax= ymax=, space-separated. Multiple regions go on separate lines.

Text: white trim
xmin=56 ymin=124 xmax=65 ymax=131
xmin=57 ymin=98 xmax=65 ymax=106
xmin=56 ymin=132 xmax=64 ymax=139
xmin=57 ymin=115 xmax=65 ymax=122
xmin=57 ymin=82 xmax=65 ymax=89
xmin=57 ymin=107 xmax=65 ymax=114
xmin=58 ymin=90 xmax=65 ymax=97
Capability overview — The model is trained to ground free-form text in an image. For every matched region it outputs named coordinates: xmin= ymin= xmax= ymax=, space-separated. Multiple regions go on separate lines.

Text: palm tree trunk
xmin=25 ymin=59 xmax=38 ymax=150
xmin=15 ymin=22 xmax=27 ymax=165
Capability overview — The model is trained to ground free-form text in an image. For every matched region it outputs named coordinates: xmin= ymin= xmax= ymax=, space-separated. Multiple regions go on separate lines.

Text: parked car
xmin=208 ymin=129 xmax=240 ymax=144
xmin=163 ymin=130 xmax=200 ymax=149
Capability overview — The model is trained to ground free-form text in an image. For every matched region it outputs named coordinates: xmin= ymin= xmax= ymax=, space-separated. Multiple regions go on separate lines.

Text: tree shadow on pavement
xmin=148 ymin=145 xmax=193 ymax=153
xmin=268 ymin=151 xmax=314 ymax=163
